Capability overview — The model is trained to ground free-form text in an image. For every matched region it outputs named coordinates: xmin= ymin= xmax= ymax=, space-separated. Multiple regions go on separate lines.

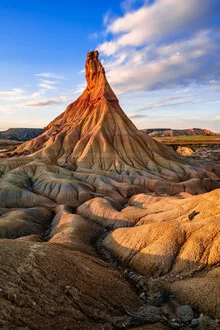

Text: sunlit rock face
xmin=102 ymin=189 xmax=220 ymax=318
xmin=14 ymin=50 xmax=185 ymax=174
xmin=0 ymin=51 xmax=220 ymax=328
xmin=1 ymin=50 xmax=220 ymax=203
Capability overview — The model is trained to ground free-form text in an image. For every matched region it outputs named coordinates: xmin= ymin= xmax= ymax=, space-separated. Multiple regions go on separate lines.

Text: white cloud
xmin=0 ymin=88 xmax=26 ymax=100
xmin=79 ymin=69 xmax=85 ymax=74
xmin=103 ymin=30 xmax=219 ymax=94
xmin=35 ymin=72 xmax=65 ymax=79
xmin=39 ymin=80 xmax=59 ymax=85
xmin=38 ymin=84 xmax=56 ymax=90
xmin=25 ymin=95 xmax=72 ymax=107
xmin=101 ymin=0 xmax=217 ymax=54
xmin=30 ymin=90 xmax=45 ymax=99
xmin=99 ymin=41 xmax=118 ymax=56
xmin=128 ymin=113 xmax=147 ymax=119
xmin=38 ymin=79 xmax=59 ymax=90
xmin=97 ymin=0 xmax=220 ymax=94
xmin=35 ymin=72 xmax=63 ymax=90
xmin=97 ymin=0 xmax=220 ymax=96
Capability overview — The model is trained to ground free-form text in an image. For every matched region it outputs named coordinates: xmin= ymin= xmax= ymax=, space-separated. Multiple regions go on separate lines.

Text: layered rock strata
xmin=0 ymin=51 xmax=220 ymax=328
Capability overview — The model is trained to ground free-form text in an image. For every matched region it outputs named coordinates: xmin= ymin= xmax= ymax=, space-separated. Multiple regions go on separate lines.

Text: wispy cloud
xmin=89 ymin=32 xmax=99 ymax=39
xmin=0 ymin=88 xmax=26 ymax=100
xmin=132 ymin=94 xmax=205 ymax=113
xmin=35 ymin=72 xmax=65 ymax=79
xmin=30 ymin=90 xmax=45 ymax=99
xmin=103 ymin=9 xmax=114 ymax=26
xmin=73 ymin=83 xmax=86 ymax=94
xmin=120 ymin=0 xmax=144 ymax=12
xmin=26 ymin=96 xmax=72 ymax=107
xmin=0 ymin=71 xmax=72 ymax=112
xmin=38 ymin=79 xmax=59 ymax=90
xmin=35 ymin=72 xmax=64 ymax=90
xmin=128 ymin=113 xmax=147 ymax=119
xmin=78 ymin=69 xmax=85 ymax=74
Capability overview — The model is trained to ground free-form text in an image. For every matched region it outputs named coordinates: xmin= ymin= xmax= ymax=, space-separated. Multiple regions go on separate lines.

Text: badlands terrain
xmin=141 ymin=128 xmax=217 ymax=137
xmin=0 ymin=51 xmax=220 ymax=329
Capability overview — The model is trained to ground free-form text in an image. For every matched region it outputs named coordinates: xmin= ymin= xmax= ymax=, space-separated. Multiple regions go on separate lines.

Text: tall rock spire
xmin=15 ymin=50 xmax=186 ymax=173
xmin=85 ymin=50 xmax=117 ymax=101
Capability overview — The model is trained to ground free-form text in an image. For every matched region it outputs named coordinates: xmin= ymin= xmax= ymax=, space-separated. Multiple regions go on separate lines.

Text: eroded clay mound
xmin=0 ymin=240 xmax=145 ymax=329
xmin=1 ymin=189 xmax=219 ymax=326
xmin=168 ymin=268 xmax=220 ymax=319
xmin=102 ymin=189 xmax=220 ymax=318
xmin=0 ymin=207 xmax=53 ymax=239
xmin=128 ymin=188 xmax=220 ymax=224
xmin=77 ymin=197 xmax=149 ymax=229
xmin=0 ymin=158 xmax=220 ymax=210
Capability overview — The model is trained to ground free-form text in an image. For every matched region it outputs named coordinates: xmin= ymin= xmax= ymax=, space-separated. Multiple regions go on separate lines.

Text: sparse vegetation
xmin=154 ymin=135 xmax=220 ymax=145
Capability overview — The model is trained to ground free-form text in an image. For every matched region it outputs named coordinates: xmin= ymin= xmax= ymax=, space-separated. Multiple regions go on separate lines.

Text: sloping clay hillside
xmin=0 ymin=51 xmax=220 ymax=329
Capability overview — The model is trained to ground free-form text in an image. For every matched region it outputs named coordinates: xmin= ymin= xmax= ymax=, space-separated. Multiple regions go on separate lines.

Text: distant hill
xmin=0 ymin=128 xmax=44 ymax=141
xmin=141 ymin=128 xmax=217 ymax=137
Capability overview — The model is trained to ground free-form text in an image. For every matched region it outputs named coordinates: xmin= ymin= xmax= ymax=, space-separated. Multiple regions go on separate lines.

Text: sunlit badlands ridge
xmin=0 ymin=51 xmax=220 ymax=329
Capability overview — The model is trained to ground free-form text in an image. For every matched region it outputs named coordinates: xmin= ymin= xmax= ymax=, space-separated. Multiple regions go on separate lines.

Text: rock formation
xmin=0 ymin=51 xmax=220 ymax=329
xmin=141 ymin=128 xmax=217 ymax=137
xmin=0 ymin=127 xmax=43 ymax=141
xmin=102 ymin=189 xmax=220 ymax=318
xmin=15 ymin=51 xmax=184 ymax=173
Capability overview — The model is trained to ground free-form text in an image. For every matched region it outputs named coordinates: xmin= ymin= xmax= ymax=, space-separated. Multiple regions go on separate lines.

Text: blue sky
xmin=0 ymin=0 xmax=220 ymax=131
